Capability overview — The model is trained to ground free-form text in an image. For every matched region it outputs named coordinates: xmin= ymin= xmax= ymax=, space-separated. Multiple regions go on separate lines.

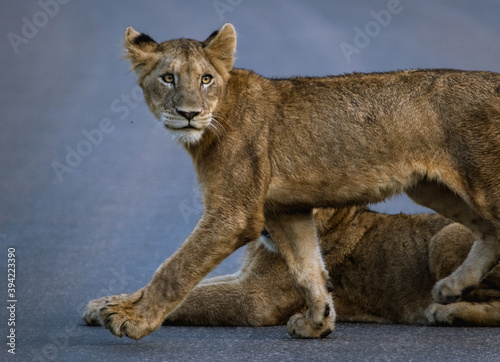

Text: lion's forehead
xmin=175 ymin=60 xmax=205 ymax=77
xmin=156 ymin=39 xmax=211 ymax=72
xmin=155 ymin=54 xmax=212 ymax=78
xmin=159 ymin=38 xmax=202 ymax=53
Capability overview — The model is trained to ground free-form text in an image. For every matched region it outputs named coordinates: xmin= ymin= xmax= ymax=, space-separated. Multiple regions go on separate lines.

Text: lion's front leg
xmin=164 ymin=239 xmax=304 ymax=327
xmin=94 ymin=214 xmax=259 ymax=340
xmin=163 ymin=279 xmax=256 ymax=326
xmin=425 ymin=300 xmax=500 ymax=326
xmin=265 ymin=210 xmax=335 ymax=338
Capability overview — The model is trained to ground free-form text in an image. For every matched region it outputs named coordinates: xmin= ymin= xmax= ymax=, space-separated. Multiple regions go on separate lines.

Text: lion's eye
xmin=201 ymin=74 xmax=213 ymax=85
xmin=161 ymin=73 xmax=175 ymax=84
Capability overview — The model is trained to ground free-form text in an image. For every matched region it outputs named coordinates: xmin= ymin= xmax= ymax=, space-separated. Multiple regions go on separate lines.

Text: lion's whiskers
xmin=208 ymin=117 xmax=225 ymax=141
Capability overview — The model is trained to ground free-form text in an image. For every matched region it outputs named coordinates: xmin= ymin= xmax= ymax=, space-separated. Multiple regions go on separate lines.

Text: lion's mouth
xmin=164 ymin=124 xmax=200 ymax=131
xmin=161 ymin=114 xmax=209 ymax=134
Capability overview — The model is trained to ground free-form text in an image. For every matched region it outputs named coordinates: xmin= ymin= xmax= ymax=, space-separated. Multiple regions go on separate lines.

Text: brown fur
xmin=165 ymin=208 xmax=500 ymax=327
xmin=84 ymin=24 xmax=500 ymax=340
xmin=84 ymin=207 xmax=500 ymax=327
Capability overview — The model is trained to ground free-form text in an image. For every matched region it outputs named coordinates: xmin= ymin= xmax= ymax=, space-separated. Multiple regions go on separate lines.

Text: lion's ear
xmin=203 ymin=23 xmax=236 ymax=73
xmin=124 ymin=27 xmax=158 ymax=74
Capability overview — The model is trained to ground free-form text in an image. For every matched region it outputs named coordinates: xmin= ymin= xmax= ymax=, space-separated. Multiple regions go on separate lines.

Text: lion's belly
xmin=265 ymin=166 xmax=412 ymax=210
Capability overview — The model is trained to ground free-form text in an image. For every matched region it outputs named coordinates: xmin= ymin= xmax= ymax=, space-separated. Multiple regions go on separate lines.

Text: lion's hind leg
xmin=425 ymin=220 xmax=500 ymax=326
xmin=407 ymin=179 xmax=500 ymax=304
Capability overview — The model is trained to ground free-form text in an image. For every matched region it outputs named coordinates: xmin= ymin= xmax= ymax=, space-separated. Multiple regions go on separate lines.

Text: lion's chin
xmin=167 ymin=127 xmax=205 ymax=145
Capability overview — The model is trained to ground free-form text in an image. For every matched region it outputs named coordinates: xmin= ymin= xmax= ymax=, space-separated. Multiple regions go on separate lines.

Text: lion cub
xmin=86 ymin=24 xmax=500 ymax=340
xmin=162 ymin=208 xmax=500 ymax=327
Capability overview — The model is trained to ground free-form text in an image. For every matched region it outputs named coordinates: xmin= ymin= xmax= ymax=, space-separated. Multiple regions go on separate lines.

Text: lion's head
xmin=124 ymin=24 xmax=236 ymax=145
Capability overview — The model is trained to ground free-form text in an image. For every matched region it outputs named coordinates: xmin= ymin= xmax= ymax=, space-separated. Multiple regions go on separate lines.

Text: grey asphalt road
xmin=2 ymin=0 xmax=500 ymax=361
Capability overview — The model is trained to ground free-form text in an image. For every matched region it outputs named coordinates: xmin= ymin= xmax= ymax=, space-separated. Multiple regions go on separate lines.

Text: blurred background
xmin=1 ymin=0 xmax=500 ymax=360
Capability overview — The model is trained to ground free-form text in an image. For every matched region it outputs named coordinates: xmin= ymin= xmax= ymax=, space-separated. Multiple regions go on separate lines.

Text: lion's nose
xmin=176 ymin=109 xmax=200 ymax=121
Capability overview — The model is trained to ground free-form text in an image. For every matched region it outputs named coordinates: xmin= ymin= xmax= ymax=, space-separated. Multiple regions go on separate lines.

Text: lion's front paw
xmin=432 ymin=278 xmax=462 ymax=305
xmin=425 ymin=303 xmax=457 ymax=325
xmin=286 ymin=304 xmax=335 ymax=339
xmin=83 ymin=298 xmax=105 ymax=326
xmin=83 ymin=294 xmax=130 ymax=326
xmin=99 ymin=290 xmax=163 ymax=340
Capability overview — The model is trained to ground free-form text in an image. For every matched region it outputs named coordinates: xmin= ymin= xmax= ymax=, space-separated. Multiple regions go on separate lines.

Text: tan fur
xmin=84 ymin=24 xmax=500 ymax=340
xmin=84 ymin=207 xmax=500 ymax=327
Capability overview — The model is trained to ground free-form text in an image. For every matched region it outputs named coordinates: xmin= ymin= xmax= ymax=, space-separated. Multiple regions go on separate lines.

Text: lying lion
xmin=85 ymin=207 xmax=500 ymax=328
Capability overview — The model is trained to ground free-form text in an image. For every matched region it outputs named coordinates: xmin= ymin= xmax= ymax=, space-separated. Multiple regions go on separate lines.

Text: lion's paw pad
xmin=425 ymin=303 xmax=457 ymax=325
xmin=286 ymin=308 xmax=335 ymax=339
